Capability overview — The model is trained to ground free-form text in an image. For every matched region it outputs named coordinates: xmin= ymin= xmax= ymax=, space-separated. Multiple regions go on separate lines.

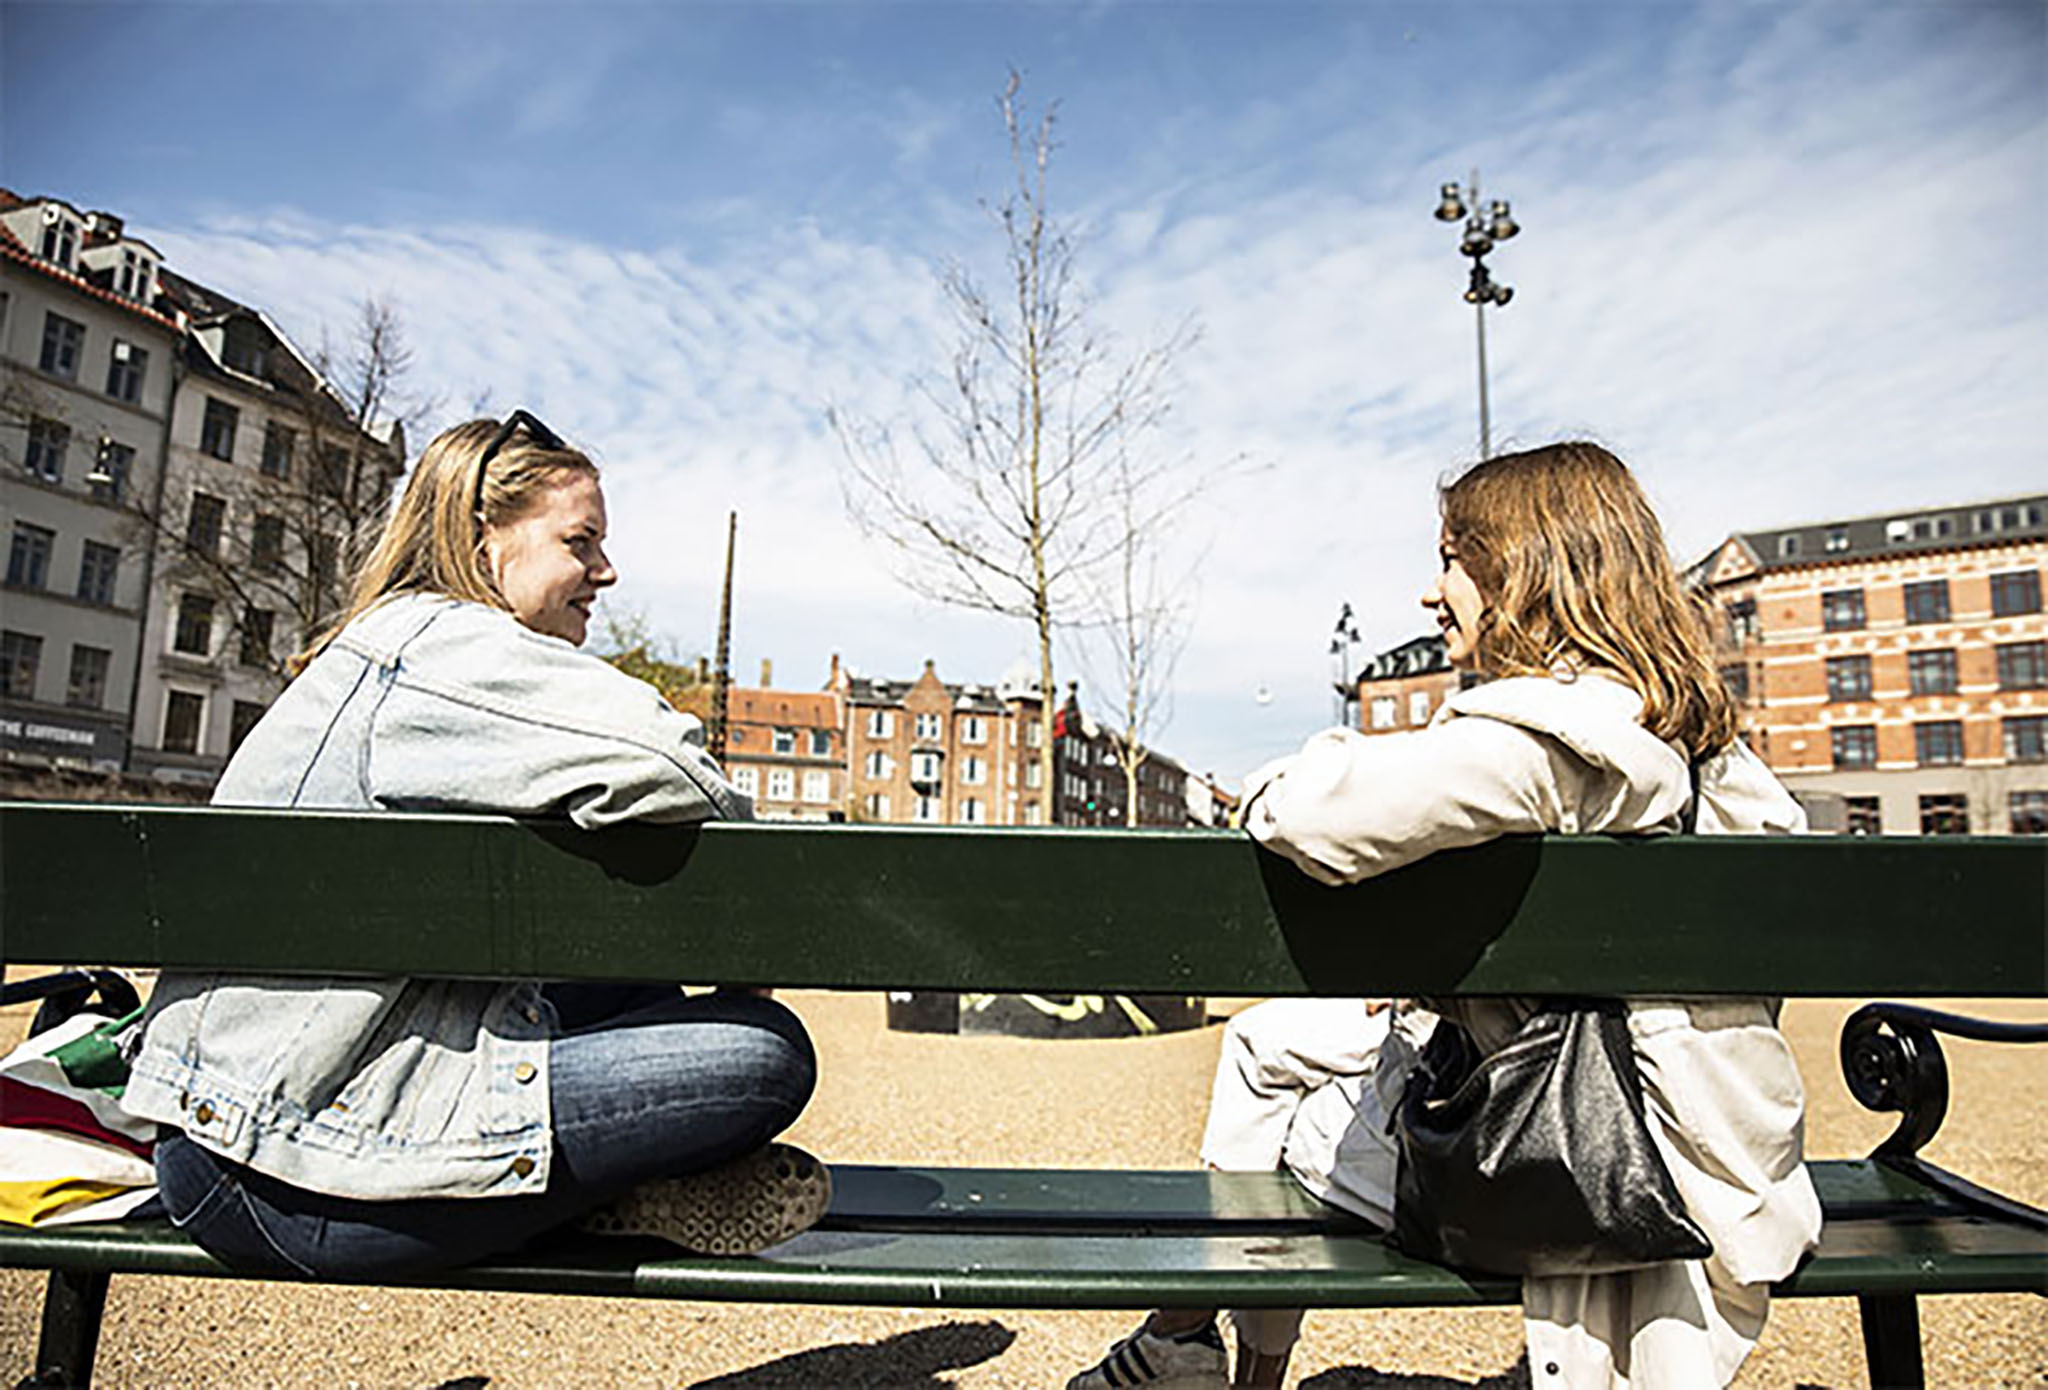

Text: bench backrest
xmin=3 ymin=803 xmax=2042 ymax=998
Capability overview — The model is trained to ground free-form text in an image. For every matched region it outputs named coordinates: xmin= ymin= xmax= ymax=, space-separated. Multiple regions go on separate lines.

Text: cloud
xmin=137 ymin=3 xmax=2045 ymax=783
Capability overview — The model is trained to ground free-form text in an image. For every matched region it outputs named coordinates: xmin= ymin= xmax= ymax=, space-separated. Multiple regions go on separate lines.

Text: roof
xmin=0 ymin=192 xmax=182 ymax=334
xmin=726 ymin=687 xmax=840 ymax=728
xmin=1713 ymin=494 xmax=2047 ymax=578
xmin=843 ymin=675 xmax=1013 ymax=714
xmin=1358 ymin=633 xmax=1451 ymax=685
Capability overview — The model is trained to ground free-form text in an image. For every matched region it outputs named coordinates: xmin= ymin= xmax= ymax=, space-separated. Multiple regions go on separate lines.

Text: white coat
xmin=1231 ymin=671 xmax=1822 ymax=1388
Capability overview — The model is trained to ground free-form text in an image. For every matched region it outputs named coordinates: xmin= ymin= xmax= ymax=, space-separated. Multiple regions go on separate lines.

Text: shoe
xmin=1065 ymin=1318 xmax=1228 ymax=1389
xmin=577 ymin=1143 xmax=832 ymax=1256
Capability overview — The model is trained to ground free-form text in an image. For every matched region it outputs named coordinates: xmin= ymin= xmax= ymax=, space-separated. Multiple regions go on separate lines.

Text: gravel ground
xmin=2 ymin=987 xmax=2043 ymax=1388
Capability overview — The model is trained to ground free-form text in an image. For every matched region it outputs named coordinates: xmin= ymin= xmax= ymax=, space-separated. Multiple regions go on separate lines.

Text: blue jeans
xmin=155 ymin=986 xmax=817 ymax=1279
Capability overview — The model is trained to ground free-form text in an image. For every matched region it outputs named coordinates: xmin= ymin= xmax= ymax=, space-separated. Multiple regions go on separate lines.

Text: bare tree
xmin=1083 ymin=435 xmax=1201 ymax=827
xmin=830 ymin=71 xmax=1193 ymax=823
xmin=141 ymin=296 xmax=426 ymax=676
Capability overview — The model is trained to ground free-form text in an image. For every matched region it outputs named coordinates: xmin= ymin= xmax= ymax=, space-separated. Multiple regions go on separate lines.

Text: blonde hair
xmin=291 ymin=418 xmax=598 ymax=672
xmin=1440 ymin=441 xmax=1737 ymax=760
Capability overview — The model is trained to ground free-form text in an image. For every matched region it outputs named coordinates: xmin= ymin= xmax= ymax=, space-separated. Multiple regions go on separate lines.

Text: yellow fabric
xmin=0 ymin=1176 xmax=138 ymax=1227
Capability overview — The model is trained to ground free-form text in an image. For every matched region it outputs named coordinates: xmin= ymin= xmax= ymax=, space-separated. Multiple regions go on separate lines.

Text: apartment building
xmin=1353 ymin=632 xmax=1461 ymax=737
xmin=1 ymin=190 xmax=405 ymax=787
xmin=1698 ymin=496 xmax=2046 ymax=835
xmin=835 ymin=658 xmax=1041 ymax=826
xmin=1050 ymin=688 xmax=1192 ymax=828
xmin=721 ymin=675 xmax=845 ymax=822
xmin=1 ymin=196 xmax=182 ymax=773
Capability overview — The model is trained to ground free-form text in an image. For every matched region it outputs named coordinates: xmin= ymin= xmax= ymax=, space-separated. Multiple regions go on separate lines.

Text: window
xmin=960 ymin=797 xmax=984 ymax=825
xmin=1991 ymin=570 xmax=2042 ymax=617
xmin=239 ymin=609 xmax=275 ymax=668
xmin=801 ymin=770 xmax=831 ymax=803
xmin=1718 ymin=663 xmax=1750 ymax=701
xmin=90 ymin=441 xmax=131 ymax=503
xmin=863 ymin=749 xmax=891 ymax=779
xmin=910 ymin=750 xmax=941 ymax=783
xmin=1825 ymin=655 xmax=1872 ymax=702
xmin=1917 ymin=793 xmax=1968 ymax=836
xmin=252 ymin=514 xmax=285 ymax=572
xmin=161 ymin=691 xmax=205 ymax=754
xmin=200 ymin=398 xmax=239 ymax=461
xmin=261 ymin=424 xmax=296 ymax=480
xmin=1370 ymin=695 xmax=1396 ymax=729
xmin=1821 ymin=589 xmax=1866 ymax=632
xmin=2006 ymin=716 xmax=2047 ymax=764
xmin=173 ymin=593 xmax=214 ymax=655
xmin=961 ymin=715 xmax=986 ymax=743
xmin=771 ymin=727 xmax=795 ymax=755
xmin=24 ymin=418 xmax=68 ymax=483
xmin=7 ymin=523 xmax=54 ymax=589
xmin=1913 ymin=721 xmax=1964 ymax=767
xmin=1831 ymin=725 xmax=1877 ymax=770
xmin=228 ymin=700 xmax=266 ymax=755
xmin=730 ymin=766 xmax=758 ymax=796
xmin=1023 ymin=802 xmax=1042 ymax=825
xmin=222 ymin=321 xmax=270 ymax=378
xmin=76 ymin=541 xmax=119 ymax=606
xmin=1 ymin=631 xmax=43 ymax=699
xmin=914 ymin=795 xmax=941 ymax=823
xmin=1906 ymin=649 xmax=1958 ymax=697
xmin=39 ymin=312 xmax=84 ymax=378
xmin=1025 ymin=761 xmax=1042 ymax=789
xmin=38 ymin=214 xmax=76 ymax=267
xmin=309 ymin=533 xmax=340 ymax=612
xmin=1725 ymin=597 xmax=1760 ymax=642
xmin=2010 ymin=791 xmax=2048 ymax=836
xmin=767 ymin=768 xmax=795 ymax=800
xmin=1025 ymin=721 xmax=1041 ymax=748
xmin=1996 ymin=641 xmax=2046 ymax=690
xmin=809 ymin=729 xmax=831 ymax=757
xmin=914 ymin=712 xmax=942 ymax=740
xmin=1902 ymin=580 xmax=1949 ymax=625
xmin=316 ymin=445 xmax=349 ymax=498
xmin=1844 ymin=796 xmax=1881 ymax=836
xmin=186 ymin=492 xmax=226 ymax=556
xmin=1825 ymin=526 xmax=1849 ymax=554
xmin=954 ymin=754 xmax=981 ymax=785
xmin=865 ymin=709 xmax=893 ymax=738
xmin=66 ymin=644 xmax=110 ymax=709
xmin=1777 ymin=534 xmax=1799 ymax=558
xmin=104 ymin=340 xmax=147 ymax=403
xmin=864 ymin=792 xmax=890 ymax=819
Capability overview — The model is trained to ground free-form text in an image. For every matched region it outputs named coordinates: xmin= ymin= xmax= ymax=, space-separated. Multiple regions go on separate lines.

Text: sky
xmin=7 ymin=1 xmax=2044 ymax=784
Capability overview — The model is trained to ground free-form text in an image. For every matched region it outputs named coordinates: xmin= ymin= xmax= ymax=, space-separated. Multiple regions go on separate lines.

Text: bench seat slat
xmin=4 ymin=1162 xmax=2039 ymax=1310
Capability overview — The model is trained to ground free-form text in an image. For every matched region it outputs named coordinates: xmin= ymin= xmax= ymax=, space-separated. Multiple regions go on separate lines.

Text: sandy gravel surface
xmin=2 ymin=987 xmax=2043 ymax=1388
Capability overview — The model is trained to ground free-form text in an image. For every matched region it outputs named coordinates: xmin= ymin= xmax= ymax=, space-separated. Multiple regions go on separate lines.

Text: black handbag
xmin=1390 ymin=998 xmax=1713 ymax=1276
xmin=1389 ymin=759 xmax=1713 ymax=1277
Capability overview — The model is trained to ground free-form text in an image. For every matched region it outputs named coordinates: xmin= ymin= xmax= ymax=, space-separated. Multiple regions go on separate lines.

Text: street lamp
xmin=1433 ymin=171 xmax=1521 ymax=459
xmin=1329 ymin=602 xmax=1361 ymax=727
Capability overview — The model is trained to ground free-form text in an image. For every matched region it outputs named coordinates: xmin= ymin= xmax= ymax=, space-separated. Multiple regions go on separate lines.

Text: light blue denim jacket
xmin=122 ymin=593 xmax=750 ymax=1201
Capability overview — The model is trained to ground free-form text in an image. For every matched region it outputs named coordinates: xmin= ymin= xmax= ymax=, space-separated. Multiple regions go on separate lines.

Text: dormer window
xmin=222 ymin=320 xmax=270 ymax=378
xmin=38 ymin=210 xmax=78 ymax=270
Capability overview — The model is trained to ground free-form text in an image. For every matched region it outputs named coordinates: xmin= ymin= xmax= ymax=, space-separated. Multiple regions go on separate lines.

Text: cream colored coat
xmin=1237 ymin=673 xmax=1822 ymax=1388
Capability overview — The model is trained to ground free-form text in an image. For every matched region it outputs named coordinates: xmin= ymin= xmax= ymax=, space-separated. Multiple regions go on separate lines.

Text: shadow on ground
xmin=1301 ymin=1354 xmax=1530 ymax=1389
xmin=685 ymin=1320 xmax=1017 ymax=1389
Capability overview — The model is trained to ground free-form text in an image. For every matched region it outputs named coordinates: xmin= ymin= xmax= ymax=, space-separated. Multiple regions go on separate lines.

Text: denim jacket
xmin=122 ymin=593 xmax=750 ymax=1201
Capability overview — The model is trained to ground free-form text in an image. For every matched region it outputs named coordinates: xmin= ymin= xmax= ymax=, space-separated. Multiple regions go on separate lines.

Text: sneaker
xmin=577 ymin=1143 xmax=832 ymax=1256
xmin=1065 ymin=1318 xmax=1228 ymax=1390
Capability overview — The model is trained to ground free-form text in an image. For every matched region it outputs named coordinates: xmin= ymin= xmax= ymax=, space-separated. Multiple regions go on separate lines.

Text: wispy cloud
xmin=139 ymin=4 xmax=2045 ymax=782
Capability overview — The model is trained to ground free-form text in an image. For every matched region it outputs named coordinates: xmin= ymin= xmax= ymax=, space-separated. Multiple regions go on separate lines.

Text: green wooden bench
xmin=3 ymin=802 xmax=2043 ymax=1388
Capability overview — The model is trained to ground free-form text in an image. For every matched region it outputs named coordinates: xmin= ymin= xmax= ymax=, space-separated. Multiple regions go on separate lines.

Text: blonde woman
xmin=123 ymin=415 xmax=829 ymax=1278
xmin=1069 ymin=442 xmax=1819 ymax=1389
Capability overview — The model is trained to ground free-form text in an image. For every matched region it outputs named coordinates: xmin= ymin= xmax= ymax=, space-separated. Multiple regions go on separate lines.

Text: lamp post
xmin=1329 ymin=602 xmax=1361 ymax=728
xmin=1432 ymin=172 xmax=1521 ymax=460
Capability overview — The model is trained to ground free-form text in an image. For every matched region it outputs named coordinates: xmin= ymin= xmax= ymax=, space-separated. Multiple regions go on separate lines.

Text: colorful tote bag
xmin=0 ymin=1008 xmax=158 ymax=1227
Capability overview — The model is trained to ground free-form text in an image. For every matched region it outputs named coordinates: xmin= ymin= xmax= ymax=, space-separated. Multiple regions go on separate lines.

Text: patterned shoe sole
xmin=579 ymin=1144 xmax=832 ymax=1257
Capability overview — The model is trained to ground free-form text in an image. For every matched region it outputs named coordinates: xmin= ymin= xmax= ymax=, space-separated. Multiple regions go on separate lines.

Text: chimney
xmin=828 ymin=653 xmax=841 ymax=688
xmin=759 ymin=658 xmax=773 ymax=688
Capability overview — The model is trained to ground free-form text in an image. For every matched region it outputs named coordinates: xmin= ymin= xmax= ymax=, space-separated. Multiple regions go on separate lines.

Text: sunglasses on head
xmin=473 ymin=410 xmax=566 ymax=521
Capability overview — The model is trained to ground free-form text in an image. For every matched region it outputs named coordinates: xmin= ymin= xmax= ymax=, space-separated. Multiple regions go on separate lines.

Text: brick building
xmin=1353 ymin=632 xmax=1461 ymax=738
xmin=833 ymin=658 xmax=1041 ymax=826
xmin=1696 ymin=496 xmax=2046 ymax=835
xmin=720 ymin=671 xmax=845 ymax=822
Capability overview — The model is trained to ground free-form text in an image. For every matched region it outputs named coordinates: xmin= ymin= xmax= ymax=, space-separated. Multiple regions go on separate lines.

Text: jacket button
xmin=514 ymin=1062 xmax=538 ymax=1084
xmin=1544 ymin=1364 xmax=1560 ymax=1377
xmin=511 ymin=1156 xmax=535 ymax=1178
xmin=193 ymin=1101 xmax=215 ymax=1125
xmin=522 ymin=1006 xmax=542 ymax=1024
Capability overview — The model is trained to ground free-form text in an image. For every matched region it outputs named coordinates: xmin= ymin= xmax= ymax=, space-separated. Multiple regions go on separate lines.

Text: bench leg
xmin=1856 ymin=1292 xmax=1924 ymax=1389
xmin=24 ymin=1267 xmax=110 ymax=1388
